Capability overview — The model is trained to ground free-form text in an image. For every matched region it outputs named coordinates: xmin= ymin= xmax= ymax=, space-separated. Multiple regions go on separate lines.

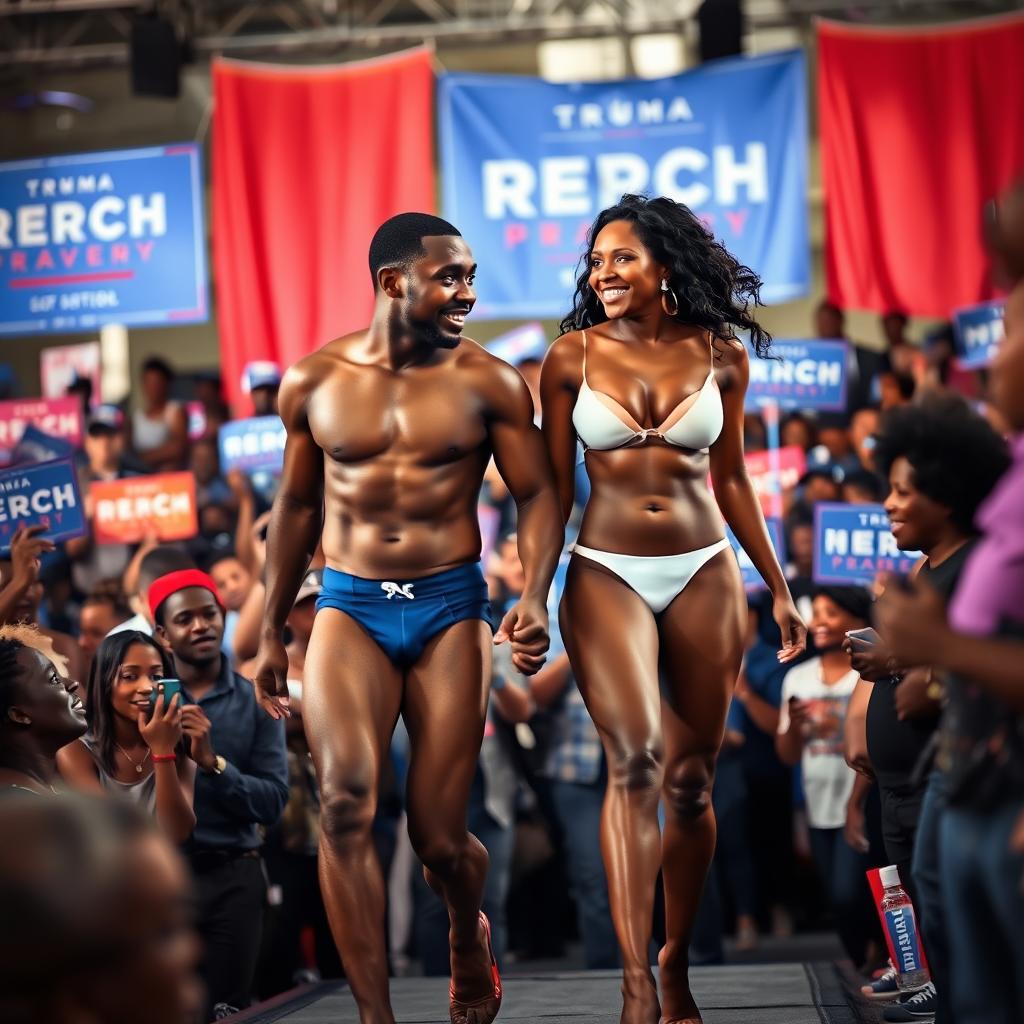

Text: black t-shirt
xmin=866 ymin=539 xmax=977 ymax=792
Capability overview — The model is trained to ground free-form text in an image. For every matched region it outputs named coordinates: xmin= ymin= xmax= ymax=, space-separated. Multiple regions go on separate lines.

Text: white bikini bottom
xmin=571 ymin=538 xmax=731 ymax=614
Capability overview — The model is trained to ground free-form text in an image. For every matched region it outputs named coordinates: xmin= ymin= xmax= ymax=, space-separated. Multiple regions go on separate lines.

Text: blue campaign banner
xmin=952 ymin=299 xmax=1004 ymax=370
xmin=0 ymin=457 xmax=85 ymax=552
xmin=813 ymin=503 xmax=920 ymax=586
xmin=0 ymin=143 xmax=207 ymax=336
xmin=486 ymin=322 xmax=548 ymax=366
xmin=218 ymin=416 xmax=286 ymax=475
xmin=12 ymin=424 xmax=76 ymax=466
xmin=728 ymin=517 xmax=787 ymax=592
xmin=439 ymin=51 xmax=808 ymax=318
xmin=746 ymin=338 xmax=848 ymax=412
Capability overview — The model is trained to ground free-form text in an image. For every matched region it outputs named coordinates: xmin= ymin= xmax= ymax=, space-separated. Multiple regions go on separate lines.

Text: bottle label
xmin=884 ymin=905 xmax=922 ymax=974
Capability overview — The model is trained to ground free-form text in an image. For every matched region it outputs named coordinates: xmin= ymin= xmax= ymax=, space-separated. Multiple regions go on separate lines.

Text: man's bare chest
xmin=306 ymin=375 xmax=488 ymax=464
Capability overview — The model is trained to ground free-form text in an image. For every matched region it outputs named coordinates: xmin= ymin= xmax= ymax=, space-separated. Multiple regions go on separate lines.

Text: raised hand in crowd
xmin=139 ymin=686 xmax=184 ymax=758
xmin=0 ymin=525 xmax=54 ymax=622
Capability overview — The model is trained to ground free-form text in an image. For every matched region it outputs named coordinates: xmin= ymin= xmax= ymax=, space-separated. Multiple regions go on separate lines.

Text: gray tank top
xmin=80 ymin=734 xmax=159 ymax=815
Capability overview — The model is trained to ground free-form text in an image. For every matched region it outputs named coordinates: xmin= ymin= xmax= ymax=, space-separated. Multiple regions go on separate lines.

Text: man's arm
xmin=486 ymin=357 xmax=564 ymax=674
xmin=202 ymin=710 xmax=290 ymax=826
xmin=877 ymin=577 xmax=1024 ymax=712
xmin=252 ymin=363 xmax=325 ymax=718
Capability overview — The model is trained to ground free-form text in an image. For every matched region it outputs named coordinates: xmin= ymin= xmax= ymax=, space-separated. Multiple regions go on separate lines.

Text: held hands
xmin=875 ymin=574 xmax=950 ymax=668
xmin=494 ymin=597 xmax=550 ymax=676
xmin=139 ymin=686 xmax=183 ymax=757
xmin=9 ymin=525 xmax=55 ymax=588
xmin=251 ymin=636 xmax=292 ymax=720
xmin=180 ymin=704 xmax=217 ymax=771
xmin=773 ymin=596 xmax=807 ymax=664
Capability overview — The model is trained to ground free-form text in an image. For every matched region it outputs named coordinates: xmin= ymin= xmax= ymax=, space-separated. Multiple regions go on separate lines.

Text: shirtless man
xmin=253 ymin=213 xmax=562 ymax=1024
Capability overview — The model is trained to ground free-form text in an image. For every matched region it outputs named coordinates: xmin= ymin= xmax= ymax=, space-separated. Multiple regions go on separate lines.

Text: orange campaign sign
xmin=91 ymin=472 xmax=198 ymax=545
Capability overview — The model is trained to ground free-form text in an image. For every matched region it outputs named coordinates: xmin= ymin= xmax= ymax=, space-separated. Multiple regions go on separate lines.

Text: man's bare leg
xmin=403 ymin=618 xmax=498 ymax=1024
xmin=302 ymin=608 xmax=404 ymax=1024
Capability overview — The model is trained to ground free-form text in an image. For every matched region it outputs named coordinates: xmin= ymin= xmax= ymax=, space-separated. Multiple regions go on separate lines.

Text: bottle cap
xmin=879 ymin=865 xmax=901 ymax=889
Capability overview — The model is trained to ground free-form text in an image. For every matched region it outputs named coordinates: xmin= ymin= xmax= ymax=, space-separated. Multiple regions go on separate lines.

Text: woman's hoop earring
xmin=660 ymin=278 xmax=679 ymax=317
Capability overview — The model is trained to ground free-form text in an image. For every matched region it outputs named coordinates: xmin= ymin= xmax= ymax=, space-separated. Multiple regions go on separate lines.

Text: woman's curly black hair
xmin=873 ymin=395 xmax=1010 ymax=535
xmin=558 ymin=193 xmax=772 ymax=357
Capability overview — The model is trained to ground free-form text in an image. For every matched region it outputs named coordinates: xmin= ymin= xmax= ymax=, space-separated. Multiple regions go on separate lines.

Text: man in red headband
xmin=150 ymin=568 xmax=288 ymax=1021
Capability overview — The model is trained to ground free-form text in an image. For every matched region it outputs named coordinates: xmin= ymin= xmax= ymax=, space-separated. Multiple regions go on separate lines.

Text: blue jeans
xmin=549 ymin=777 xmax=619 ymax=969
xmin=808 ymin=826 xmax=876 ymax=965
xmin=911 ymin=770 xmax=950 ymax=1024
xmin=940 ymin=802 xmax=1024 ymax=1024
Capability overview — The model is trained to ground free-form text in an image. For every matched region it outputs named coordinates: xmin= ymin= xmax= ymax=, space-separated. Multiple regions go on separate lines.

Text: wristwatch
xmin=205 ymin=755 xmax=227 ymax=775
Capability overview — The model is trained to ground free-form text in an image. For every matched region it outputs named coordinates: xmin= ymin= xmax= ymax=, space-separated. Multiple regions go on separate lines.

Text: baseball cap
xmin=294 ymin=568 xmax=323 ymax=605
xmin=241 ymin=361 xmax=282 ymax=394
xmin=86 ymin=404 xmax=125 ymax=435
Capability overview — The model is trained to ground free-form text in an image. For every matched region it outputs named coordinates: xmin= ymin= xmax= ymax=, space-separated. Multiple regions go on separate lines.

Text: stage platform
xmin=233 ymin=962 xmax=871 ymax=1024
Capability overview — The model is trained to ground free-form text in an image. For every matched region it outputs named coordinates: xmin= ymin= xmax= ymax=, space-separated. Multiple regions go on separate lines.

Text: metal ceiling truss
xmin=0 ymin=0 xmax=1018 ymax=71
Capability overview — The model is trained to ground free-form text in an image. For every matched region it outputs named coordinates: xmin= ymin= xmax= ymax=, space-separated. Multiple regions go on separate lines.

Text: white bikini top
xmin=571 ymin=331 xmax=724 ymax=453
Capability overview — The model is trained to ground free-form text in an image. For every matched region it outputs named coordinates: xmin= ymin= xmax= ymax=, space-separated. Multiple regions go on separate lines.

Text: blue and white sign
xmin=12 ymin=424 xmax=76 ymax=466
xmin=0 ymin=144 xmax=207 ymax=336
xmin=728 ymin=517 xmax=786 ymax=592
xmin=813 ymin=503 xmax=920 ymax=586
xmin=218 ymin=416 xmax=286 ymax=475
xmin=0 ymin=457 xmax=85 ymax=551
xmin=952 ymin=299 xmax=1004 ymax=370
xmin=746 ymin=338 xmax=848 ymax=412
xmin=486 ymin=322 xmax=548 ymax=366
xmin=440 ymin=51 xmax=809 ymax=318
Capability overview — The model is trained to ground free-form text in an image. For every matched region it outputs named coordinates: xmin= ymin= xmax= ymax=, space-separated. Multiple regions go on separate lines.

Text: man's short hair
xmin=141 ymin=356 xmax=174 ymax=380
xmin=368 ymin=212 xmax=461 ymax=289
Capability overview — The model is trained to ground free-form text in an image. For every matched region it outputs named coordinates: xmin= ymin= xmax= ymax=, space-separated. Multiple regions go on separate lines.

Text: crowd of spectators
xmin=1 ymin=184 xmax=1023 ymax=1024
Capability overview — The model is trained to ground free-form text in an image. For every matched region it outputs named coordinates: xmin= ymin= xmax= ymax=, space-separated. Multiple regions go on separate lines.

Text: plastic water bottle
xmin=879 ymin=865 xmax=928 ymax=990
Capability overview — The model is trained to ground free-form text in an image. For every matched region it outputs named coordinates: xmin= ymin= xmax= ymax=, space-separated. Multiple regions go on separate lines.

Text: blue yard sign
xmin=952 ymin=299 xmax=1004 ymax=370
xmin=813 ymin=502 xmax=920 ymax=586
xmin=218 ymin=416 xmax=286 ymax=475
xmin=746 ymin=338 xmax=848 ymax=412
xmin=0 ymin=457 xmax=86 ymax=552
xmin=0 ymin=143 xmax=207 ymax=336
xmin=728 ymin=517 xmax=787 ymax=592
xmin=440 ymin=51 xmax=809 ymax=318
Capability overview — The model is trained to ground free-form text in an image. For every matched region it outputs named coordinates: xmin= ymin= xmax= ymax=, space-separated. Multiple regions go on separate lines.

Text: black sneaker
xmin=882 ymin=982 xmax=937 ymax=1022
xmin=861 ymin=962 xmax=902 ymax=1001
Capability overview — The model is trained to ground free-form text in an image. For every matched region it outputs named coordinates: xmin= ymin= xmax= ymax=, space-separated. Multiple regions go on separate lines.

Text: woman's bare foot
xmin=448 ymin=913 xmax=502 ymax=1024
xmin=657 ymin=942 xmax=702 ymax=1024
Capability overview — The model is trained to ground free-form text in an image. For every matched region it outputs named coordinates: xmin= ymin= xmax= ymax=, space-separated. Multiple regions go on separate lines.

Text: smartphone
xmin=148 ymin=678 xmax=184 ymax=711
xmin=845 ymin=627 xmax=881 ymax=648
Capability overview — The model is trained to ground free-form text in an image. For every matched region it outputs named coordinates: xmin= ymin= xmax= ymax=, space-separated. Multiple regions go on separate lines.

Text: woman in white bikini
xmin=541 ymin=194 xmax=806 ymax=1024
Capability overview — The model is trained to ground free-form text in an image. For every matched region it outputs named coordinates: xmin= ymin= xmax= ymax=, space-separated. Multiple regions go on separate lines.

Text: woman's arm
xmin=540 ymin=334 xmax=583 ymax=525
xmin=844 ymin=677 xmax=874 ymax=777
xmin=56 ymin=739 xmax=105 ymax=794
xmin=709 ymin=339 xmax=806 ymax=661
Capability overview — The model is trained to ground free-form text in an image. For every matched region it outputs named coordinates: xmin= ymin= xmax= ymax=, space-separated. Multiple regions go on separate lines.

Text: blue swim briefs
xmin=315 ymin=562 xmax=492 ymax=667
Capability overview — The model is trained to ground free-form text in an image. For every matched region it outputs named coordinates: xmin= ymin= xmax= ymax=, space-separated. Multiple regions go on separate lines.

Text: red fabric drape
xmin=818 ymin=15 xmax=1024 ymax=316
xmin=212 ymin=49 xmax=435 ymax=409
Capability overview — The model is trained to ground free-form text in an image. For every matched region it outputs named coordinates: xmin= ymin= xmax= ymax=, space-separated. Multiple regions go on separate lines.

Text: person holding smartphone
xmin=57 ymin=630 xmax=196 ymax=844
xmin=841 ymin=397 xmax=1008 ymax=1022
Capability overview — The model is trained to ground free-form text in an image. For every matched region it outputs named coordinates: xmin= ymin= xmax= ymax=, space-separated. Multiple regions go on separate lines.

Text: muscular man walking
xmin=254 ymin=213 xmax=562 ymax=1024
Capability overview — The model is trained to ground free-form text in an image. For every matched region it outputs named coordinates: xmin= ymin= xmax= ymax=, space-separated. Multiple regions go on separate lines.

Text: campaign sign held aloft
xmin=486 ymin=323 xmax=548 ymax=366
xmin=12 ymin=424 xmax=76 ymax=466
xmin=0 ymin=144 xmax=207 ymax=336
xmin=952 ymin=299 xmax=1004 ymax=370
xmin=740 ymin=445 xmax=807 ymax=517
xmin=728 ymin=517 xmax=787 ymax=592
xmin=746 ymin=339 xmax=848 ymax=412
xmin=0 ymin=458 xmax=85 ymax=552
xmin=219 ymin=416 xmax=286 ymax=475
xmin=439 ymin=51 xmax=808 ymax=318
xmin=0 ymin=396 xmax=82 ymax=463
xmin=813 ymin=502 xmax=920 ymax=586
xmin=91 ymin=472 xmax=197 ymax=545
